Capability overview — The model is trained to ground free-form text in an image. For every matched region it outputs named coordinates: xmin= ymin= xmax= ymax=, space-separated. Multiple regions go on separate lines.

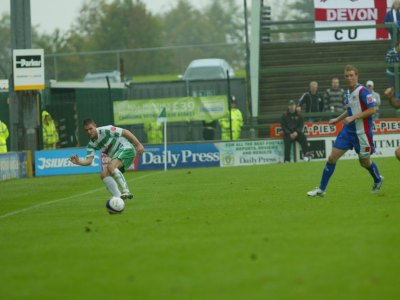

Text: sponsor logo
xmin=16 ymin=55 xmax=42 ymax=68
xmin=111 ymin=127 xmax=117 ymax=131
xmin=271 ymin=122 xmax=342 ymax=138
xmin=367 ymin=94 xmax=374 ymax=103
xmin=315 ymin=7 xmax=377 ymax=22
xmin=306 ymin=140 xmax=326 ymax=159
xmin=221 ymin=154 xmax=235 ymax=166
xmin=373 ymin=120 xmax=400 ymax=133
xmin=141 ymin=150 xmax=219 ymax=168
xmin=37 ymin=155 xmax=100 ymax=170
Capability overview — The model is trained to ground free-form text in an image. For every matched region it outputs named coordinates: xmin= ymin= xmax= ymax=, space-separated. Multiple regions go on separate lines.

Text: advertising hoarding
xmin=113 ymin=96 xmax=228 ymax=125
xmin=0 ymin=153 xmax=19 ymax=180
xmin=314 ymin=0 xmax=390 ymax=43
xmin=35 ymin=149 xmax=101 ymax=176
xmin=270 ymin=119 xmax=400 ymax=138
xmin=138 ymin=143 xmax=220 ymax=170
xmin=217 ymin=140 xmax=285 ymax=166
xmin=13 ymin=49 xmax=45 ymax=90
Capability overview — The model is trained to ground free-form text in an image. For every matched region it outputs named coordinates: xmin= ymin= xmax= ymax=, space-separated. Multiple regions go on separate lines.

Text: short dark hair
xmin=83 ymin=118 xmax=96 ymax=127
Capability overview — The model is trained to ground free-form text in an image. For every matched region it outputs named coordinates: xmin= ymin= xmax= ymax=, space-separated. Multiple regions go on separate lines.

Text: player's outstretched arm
xmin=70 ymin=155 xmax=94 ymax=166
xmin=123 ymin=129 xmax=144 ymax=155
xmin=384 ymin=87 xmax=400 ymax=108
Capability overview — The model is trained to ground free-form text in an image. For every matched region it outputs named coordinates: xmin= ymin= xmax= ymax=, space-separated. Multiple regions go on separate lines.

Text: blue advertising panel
xmin=138 ymin=143 xmax=220 ymax=170
xmin=35 ymin=149 xmax=101 ymax=176
xmin=0 ymin=153 xmax=19 ymax=180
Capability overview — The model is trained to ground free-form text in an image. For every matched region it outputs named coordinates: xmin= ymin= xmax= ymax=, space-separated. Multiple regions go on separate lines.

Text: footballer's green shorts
xmin=112 ymin=147 xmax=136 ymax=172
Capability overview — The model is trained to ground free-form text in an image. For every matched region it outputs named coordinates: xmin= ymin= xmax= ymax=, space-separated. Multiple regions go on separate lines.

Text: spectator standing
xmin=144 ymin=121 xmax=163 ymax=144
xmin=385 ymin=41 xmax=400 ymax=87
xmin=280 ymin=100 xmax=311 ymax=162
xmin=42 ymin=110 xmax=59 ymax=150
xmin=324 ymin=77 xmax=345 ymax=113
xmin=298 ymin=81 xmax=324 ymax=120
xmin=219 ymin=98 xmax=243 ymax=140
xmin=383 ymin=87 xmax=400 ymax=160
xmin=384 ymin=0 xmax=400 ymax=46
xmin=0 ymin=119 xmax=9 ymax=153
xmin=366 ymin=80 xmax=381 ymax=120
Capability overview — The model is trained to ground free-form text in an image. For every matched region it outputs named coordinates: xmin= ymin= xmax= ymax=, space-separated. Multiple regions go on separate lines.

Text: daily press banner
xmin=113 ymin=96 xmax=228 ymax=125
xmin=314 ymin=0 xmax=390 ymax=42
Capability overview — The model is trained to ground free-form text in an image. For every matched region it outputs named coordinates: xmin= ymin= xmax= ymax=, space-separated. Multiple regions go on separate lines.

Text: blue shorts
xmin=333 ymin=126 xmax=375 ymax=158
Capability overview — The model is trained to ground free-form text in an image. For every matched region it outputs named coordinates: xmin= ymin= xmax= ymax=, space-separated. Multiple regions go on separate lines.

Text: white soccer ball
xmin=106 ymin=196 xmax=125 ymax=214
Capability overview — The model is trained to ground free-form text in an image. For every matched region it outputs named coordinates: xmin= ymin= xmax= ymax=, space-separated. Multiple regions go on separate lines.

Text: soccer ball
xmin=106 ymin=196 xmax=125 ymax=214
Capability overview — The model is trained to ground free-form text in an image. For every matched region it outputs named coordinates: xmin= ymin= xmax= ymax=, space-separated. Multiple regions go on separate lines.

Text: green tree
xmin=34 ymin=29 xmax=79 ymax=80
xmin=203 ymin=0 xmax=245 ymax=67
xmin=0 ymin=14 xmax=11 ymax=78
xmin=287 ymin=0 xmax=314 ymax=41
xmin=3 ymin=0 xmax=249 ymax=80
xmin=0 ymin=13 xmax=54 ymax=79
xmin=161 ymin=0 xmax=211 ymax=73
xmin=40 ymin=0 xmax=165 ymax=80
xmin=290 ymin=0 xmax=314 ymax=20
xmin=162 ymin=0 xmax=245 ymax=73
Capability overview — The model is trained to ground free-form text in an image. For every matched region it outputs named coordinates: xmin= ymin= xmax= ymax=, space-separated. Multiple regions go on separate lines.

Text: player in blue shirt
xmin=308 ymin=65 xmax=383 ymax=197
xmin=384 ymin=86 xmax=400 ymax=160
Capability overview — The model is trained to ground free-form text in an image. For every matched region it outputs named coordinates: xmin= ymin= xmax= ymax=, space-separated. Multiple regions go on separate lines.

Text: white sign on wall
xmin=314 ymin=0 xmax=391 ymax=43
xmin=12 ymin=49 xmax=45 ymax=91
xmin=218 ymin=140 xmax=285 ymax=167
xmin=308 ymin=133 xmax=400 ymax=160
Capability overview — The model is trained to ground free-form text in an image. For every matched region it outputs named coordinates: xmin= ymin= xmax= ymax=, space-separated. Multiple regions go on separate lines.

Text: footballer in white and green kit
xmin=86 ymin=125 xmax=136 ymax=172
xmin=70 ymin=119 xmax=145 ymax=200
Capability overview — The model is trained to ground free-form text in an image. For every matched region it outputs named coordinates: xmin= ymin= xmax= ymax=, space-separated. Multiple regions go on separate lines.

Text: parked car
xmin=181 ymin=58 xmax=235 ymax=81
xmin=83 ymin=70 xmax=121 ymax=83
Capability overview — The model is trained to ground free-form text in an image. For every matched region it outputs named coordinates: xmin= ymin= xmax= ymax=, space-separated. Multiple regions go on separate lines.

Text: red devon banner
xmin=314 ymin=0 xmax=390 ymax=42
xmin=270 ymin=119 xmax=400 ymax=138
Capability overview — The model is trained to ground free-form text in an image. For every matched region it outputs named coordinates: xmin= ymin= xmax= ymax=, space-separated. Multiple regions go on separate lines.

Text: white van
xmin=181 ymin=58 xmax=235 ymax=81
xmin=83 ymin=70 xmax=121 ymax=83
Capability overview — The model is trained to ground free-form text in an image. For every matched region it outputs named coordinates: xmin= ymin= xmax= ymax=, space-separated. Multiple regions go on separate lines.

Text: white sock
xmin=103 ymin=176 xmax=121 ymax=197
xmin=111 ymin=169 xmax=129 ymax=192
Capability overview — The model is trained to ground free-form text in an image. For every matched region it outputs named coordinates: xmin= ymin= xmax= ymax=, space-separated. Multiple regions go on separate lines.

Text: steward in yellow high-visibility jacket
xmin=0 ymin=120 xmax=9 ymax=153
xmin=144 ymin=122 xmax=163 ymax=144
xmin=219 ymin=100 xmax=243 ymax=140
xmin=42 ymin=110 xmax=59 ymax=149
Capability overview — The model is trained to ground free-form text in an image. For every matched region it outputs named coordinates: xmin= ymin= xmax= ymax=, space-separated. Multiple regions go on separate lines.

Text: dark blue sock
xmin=367 ymin=162 xmax=381 ymax=183
xmin=319 ymin=162 xmax=336 ymax=191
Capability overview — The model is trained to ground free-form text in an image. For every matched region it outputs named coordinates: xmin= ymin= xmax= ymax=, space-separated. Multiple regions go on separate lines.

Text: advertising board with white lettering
xmin=270 ymin=119 xmax=400 ymax=138
xmin=307 ymin=133 xmax=400 ymax=161
xmin=13 ymin=48 xmax=45 ymax=90
xmin=0 ymin=153 xmax=19 ymax=181
xmin=35 ymin=149 xmax=101 ymax=176
xmin=217 ymin=140 xmax=285 ymax=166
xmin=137 ymin=143 xmax=220 ymax=170
xmin=314 ymin=0 xmax=390 ymax=43
xmin=113 ymin=96 xmax=228 ymax=125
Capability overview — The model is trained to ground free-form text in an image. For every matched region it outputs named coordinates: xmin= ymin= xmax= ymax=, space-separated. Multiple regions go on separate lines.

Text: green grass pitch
xmin=0 ymin=157 xmax=399 ymax=300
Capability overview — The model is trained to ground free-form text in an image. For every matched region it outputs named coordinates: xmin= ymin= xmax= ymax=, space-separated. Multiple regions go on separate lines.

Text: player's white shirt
xmin=86 ymin=125 xmax=133 ymax=158
xmin=345 ymin=84 xmax=375 ymax=135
